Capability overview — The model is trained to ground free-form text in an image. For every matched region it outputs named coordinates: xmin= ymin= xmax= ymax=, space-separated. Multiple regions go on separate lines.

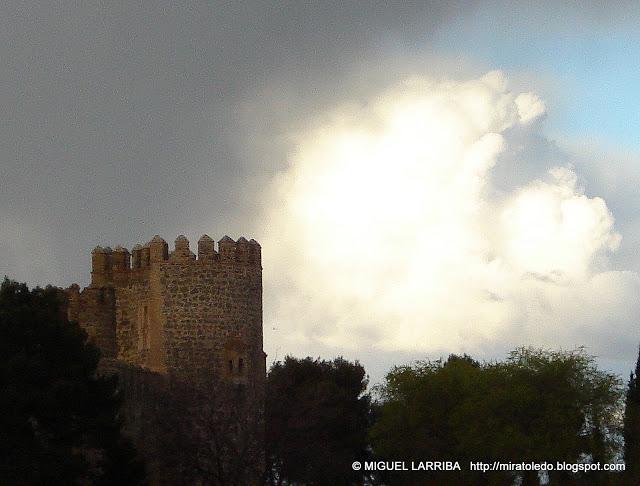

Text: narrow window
xmin=138 ymin=305 xmax=150 ymax=351
xmin=238 ymin=358 xmax=244 ymax=373
xmin=143 ymin=306 xmax=149 ymax=350
xmin=228 ymin=359 xmax=234 ymax=372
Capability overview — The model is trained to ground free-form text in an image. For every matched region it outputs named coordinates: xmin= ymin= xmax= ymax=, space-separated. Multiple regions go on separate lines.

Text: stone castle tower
xmin=66 ymin=234 xmax=265 ymax=484
xmin=66 ymin=234 xmax=264 ymax=386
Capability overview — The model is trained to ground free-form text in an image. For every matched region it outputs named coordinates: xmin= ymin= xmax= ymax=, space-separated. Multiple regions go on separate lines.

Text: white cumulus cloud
xmin=260 ymin=71 xmax=638 ymax=365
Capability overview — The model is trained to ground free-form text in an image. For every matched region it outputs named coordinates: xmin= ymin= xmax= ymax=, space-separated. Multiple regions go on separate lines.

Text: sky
xmin=2 ymin=1 xmax=640 ymax=385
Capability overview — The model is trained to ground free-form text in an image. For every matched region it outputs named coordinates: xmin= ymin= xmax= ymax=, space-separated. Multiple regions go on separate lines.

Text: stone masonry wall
xmin=160 ymin=256 xmax=263 ymax=387
xmin=71 ymin=286 xmax=117 ymax=358
xmin=114 ymin=279 xmax=152 ymax=367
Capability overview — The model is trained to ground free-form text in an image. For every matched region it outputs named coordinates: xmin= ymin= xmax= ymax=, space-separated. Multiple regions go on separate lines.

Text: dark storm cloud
xmin=0 ymin=0 xmax=472 ymax=287
xmin=4 ymin=1 xmax=640 ymax=386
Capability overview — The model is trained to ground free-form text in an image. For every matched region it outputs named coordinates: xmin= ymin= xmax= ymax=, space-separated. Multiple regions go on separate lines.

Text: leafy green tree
xmin=370 ymin=353 xmax=491 ymax=486
xmin=0 ymin=278 xmax=145 ymax=485
xmin=265 ymin=356 xmax=373 ymax=485
xmin=371 ymin=348 xmax=623 ymax=486
xmin=624 ymin=345 xmax=640 ymax=483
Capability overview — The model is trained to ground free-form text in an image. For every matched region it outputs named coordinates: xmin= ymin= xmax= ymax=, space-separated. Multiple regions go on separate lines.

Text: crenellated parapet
xmin=87 ymin=234 xmax=261 ymax=287
xmin=170 ymin=235 xmax=196 ymax=262
xmin=197 ymin=234 xmax=216 ymax=261
xmin=149 ymin=235 xmax=169 ymax=263
xmin=217 ymin=235 xmax=261 ymax=265
xmin=91 ymin=246 xmax=112 ymax=287
xmin=112 ymin=245 xmax=130 ymax=270
xmin=131 ymin=244 xmax=143 ymax=269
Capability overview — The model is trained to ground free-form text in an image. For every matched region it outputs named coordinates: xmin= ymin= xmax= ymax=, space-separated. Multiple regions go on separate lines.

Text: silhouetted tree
xmin=0 ymin=278 xmax=145 ymax=485
xmin=265 ymin=356 xmax=373 ymax=485
xmin=371 ymin=348 xmax=624 ymax=486
xmin=624 ymin=345 xmax=640 ymax=483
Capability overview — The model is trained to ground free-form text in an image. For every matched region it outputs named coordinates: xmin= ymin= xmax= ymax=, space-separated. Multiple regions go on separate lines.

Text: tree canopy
xmin=0 ymin=278 xmax=145 ymax=485
xmin=370 ymin=348 xmax=623 ymax=486
xmin=2 ymin=276 xmax=632 ymax=486
xmin=265 ymin=356 xmax=373 ymax=485
xmin=624 ymin=345 xmax=640 ymax=484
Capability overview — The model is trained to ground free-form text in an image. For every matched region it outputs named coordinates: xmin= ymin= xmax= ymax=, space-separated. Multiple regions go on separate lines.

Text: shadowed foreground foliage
xmin=0 ymin=278 xmax=145 ymax=485
xmin=143 ymin=375 xmax=264 ymax=486
xmin=370 ymin=349 xmax=624 ymax=486
xmin=624 ymin=346 xmax=640 ymax=484
xmin=1 ymin=276 xmax=634 ymax=485
xmin=265 ymin=356 xmax=374 ymax=485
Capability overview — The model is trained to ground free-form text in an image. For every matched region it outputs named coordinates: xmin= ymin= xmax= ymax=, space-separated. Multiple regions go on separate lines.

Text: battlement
xmin=90 ymin=234 xmax=261 ymax=287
